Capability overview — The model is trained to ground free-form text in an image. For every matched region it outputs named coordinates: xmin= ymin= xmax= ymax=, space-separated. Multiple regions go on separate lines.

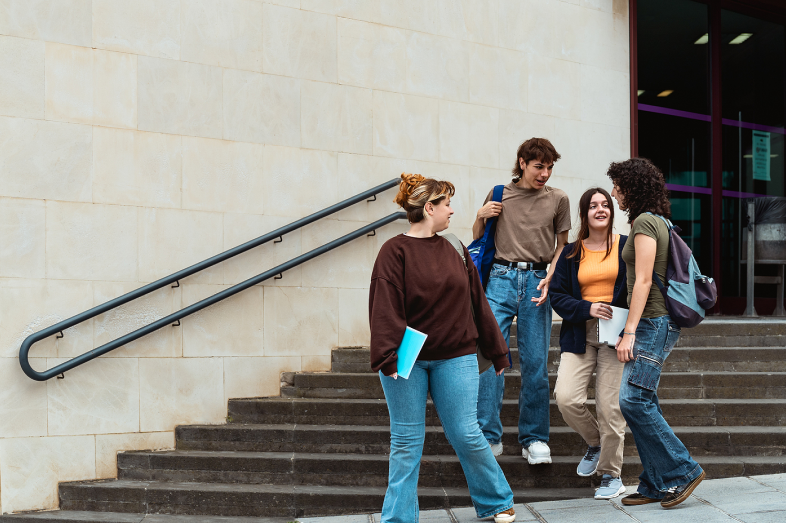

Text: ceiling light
xmin=743 ymin=154 xmax=753 ymax=158
xmin=772 ymin=154 xmax=780 ymax=158
xmin=729 ymin=33 xmax=753 ymax=44
xmin=638 ymin=90 xmax=645 ymax=96
xmin=657 ymin=90 xmax=674 ymax=97
xmin=694 ymin=33 xmax=709 ymax=44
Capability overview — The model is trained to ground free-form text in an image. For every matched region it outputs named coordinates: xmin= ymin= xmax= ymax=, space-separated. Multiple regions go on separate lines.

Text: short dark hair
xmin=512 ymin=138 xmax=561 ymax=181
xmin=606 ymin=158 xmax=671 ymax=224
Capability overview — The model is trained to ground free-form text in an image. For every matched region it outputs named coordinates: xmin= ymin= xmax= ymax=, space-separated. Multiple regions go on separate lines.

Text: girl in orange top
xmin=550 ymin=187 xmax=629 ymax=499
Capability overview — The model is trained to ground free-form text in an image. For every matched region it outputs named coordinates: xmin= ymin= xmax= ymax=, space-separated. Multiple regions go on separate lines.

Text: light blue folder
xmin=395 ymin=327 xmax=428 ymax=379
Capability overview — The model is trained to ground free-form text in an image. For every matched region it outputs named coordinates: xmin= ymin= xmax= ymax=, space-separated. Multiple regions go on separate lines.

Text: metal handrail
xmin=19 ymin=179 xmax=405 ymax=381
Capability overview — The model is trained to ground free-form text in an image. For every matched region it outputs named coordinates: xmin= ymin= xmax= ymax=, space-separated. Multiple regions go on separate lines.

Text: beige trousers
xmin=554 ymin=318 xmax=626 ymax=477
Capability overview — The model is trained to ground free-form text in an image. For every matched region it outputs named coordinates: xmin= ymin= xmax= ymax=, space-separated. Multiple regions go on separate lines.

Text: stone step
xmin=0 ymin=513 xmax=289 ymax=523
xmin=56 ymin=480 xmax=591 ymax=518
xmin=331 ymin=346 xmax=786 ymax=373
xmin=176 ymin=423 xmax=786 ymax=457
xmin=507 ymin=320 xmax=786 ymax=349
xmin=282 ymin=371 xmax=786 ymax=400
xmin=115 ymin=449 xmax=786 ymax=490
xmin=518 ymin=319 xmax=786 ymax=339
xmin=228 ymin=397 xmax=786 ymax=428
xmin=509 ymin=334 xmax=786 ymax=350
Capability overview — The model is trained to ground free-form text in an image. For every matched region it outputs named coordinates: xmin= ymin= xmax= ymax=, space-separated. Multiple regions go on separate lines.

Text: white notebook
xmin=597 ymin=306 xmax=630 ymax=345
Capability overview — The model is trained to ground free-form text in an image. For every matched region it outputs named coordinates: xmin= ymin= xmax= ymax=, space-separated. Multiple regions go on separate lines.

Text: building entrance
xmin=633 ymin=0 xmax=786 ymax=314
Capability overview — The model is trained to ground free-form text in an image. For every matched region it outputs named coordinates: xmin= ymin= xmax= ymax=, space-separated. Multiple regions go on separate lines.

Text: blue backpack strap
xmin=492 ymin=184 xmax=504 ymax=203
xmin=479 ymin=185 xmax=504 ymax=242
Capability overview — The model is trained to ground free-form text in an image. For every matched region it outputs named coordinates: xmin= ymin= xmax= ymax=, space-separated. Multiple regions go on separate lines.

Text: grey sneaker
xmin=577 ymin=445 xmax=601 ymax=477
xmin=489 ymin=442 xmax=503 ymax=457
xmin=595 ymin=474 xmax=626 ymax=499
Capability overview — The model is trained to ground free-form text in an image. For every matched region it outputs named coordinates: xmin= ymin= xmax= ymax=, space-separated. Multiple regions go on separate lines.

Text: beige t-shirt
xmin=621 ymin=213 xmax=670 ymax=318
xmin=483 ymin=183 xmax=572 ymax=263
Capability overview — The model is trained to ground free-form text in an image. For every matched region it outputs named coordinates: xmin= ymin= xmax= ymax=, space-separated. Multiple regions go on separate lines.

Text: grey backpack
xmin=442 ymin=233 xmax=494 ymax=374
xmin=647 ymin=213 xmax=717 ymax=328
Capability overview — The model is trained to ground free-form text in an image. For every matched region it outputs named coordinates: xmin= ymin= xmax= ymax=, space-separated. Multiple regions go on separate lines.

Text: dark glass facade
xmin=635 ymin=0 xmax=786 ymax=314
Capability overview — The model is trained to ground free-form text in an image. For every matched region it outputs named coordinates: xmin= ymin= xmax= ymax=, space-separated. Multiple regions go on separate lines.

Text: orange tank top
xmin=577 ymin=235 xmax=619 ymax=303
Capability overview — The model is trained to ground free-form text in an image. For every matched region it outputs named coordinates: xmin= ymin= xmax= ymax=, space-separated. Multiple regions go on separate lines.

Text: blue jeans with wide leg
xmin=477 ymin=264 xmax=552 ymax=447
xmin=379 ymin=354 xmax=514 ymax=522
xmin=619 ymin=315 xmax=704 ymax=499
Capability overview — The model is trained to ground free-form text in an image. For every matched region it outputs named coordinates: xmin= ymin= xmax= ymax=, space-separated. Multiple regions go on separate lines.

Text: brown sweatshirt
xmin=369 ymin=234 xmax=510 ymax=376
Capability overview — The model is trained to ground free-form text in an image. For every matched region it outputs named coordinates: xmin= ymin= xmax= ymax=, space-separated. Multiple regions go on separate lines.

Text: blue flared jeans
xmin=619 ymin=315 xmax=704 ymax=499
xmin=477 ymin=264 xmax=552 ymax=447
xmin=379 ymin=354 xmax=514 ymax=522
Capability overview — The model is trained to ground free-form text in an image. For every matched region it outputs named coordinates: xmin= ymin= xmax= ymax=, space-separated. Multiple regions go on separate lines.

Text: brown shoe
xmin=493 ymin=508 xmax=515 ymax=523
xmin=620 ymin=492 xmax=660 ymax=505
xmin=661 ymin=470 xmax=706 ymax=508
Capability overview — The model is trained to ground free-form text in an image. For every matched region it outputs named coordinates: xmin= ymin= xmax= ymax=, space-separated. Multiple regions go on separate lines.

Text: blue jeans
xmin=619 ymin=315 xmax=704 ymax=499
xmin=379 ymin=354 xmax=514 ymax=522
xmin=477 ymin=264 xmax=552 ymax=447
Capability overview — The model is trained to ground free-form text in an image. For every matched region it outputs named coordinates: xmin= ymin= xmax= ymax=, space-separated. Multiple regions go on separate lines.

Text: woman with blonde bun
xmin=370 ymin=173 xmax=515 ymax=523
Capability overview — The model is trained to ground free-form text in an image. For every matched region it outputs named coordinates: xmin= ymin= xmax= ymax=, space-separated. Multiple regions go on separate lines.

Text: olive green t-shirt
xmin=621 ymin=213 xmax=669 ymax=318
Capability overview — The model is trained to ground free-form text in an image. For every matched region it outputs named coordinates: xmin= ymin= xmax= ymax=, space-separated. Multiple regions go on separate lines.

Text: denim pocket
xmin=533 ymin=269 xmax=548 ymax=280
xmin=664 ymin=321 xmax=681 ymax=353
xmin=627 ymin=351 xmax=663 ymax=391
xmin=490 ymin=265 xmax=509 ymax=277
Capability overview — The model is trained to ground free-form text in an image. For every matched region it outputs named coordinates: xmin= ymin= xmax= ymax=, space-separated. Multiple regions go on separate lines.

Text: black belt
xmin=493 ymin=258 xmax=548 ymax=270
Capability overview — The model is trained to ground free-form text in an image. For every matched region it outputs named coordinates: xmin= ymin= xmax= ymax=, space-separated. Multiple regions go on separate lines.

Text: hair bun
xmin=394 ymin=172 xmax=425 ymax=209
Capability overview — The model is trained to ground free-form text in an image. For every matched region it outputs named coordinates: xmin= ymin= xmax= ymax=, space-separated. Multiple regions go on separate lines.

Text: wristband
xmin=623 ymin=331 xmax=636 ymax=336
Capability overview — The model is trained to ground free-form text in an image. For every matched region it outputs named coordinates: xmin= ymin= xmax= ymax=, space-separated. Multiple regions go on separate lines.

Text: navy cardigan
xmin=550 ymin=235 xmax=629 ymax=354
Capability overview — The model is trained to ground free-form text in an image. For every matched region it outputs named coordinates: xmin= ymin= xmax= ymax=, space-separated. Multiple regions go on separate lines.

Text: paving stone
xmin=296 ymin=516 xmax=370 ymax=523
xmin=750 ymin=475 xmax=786 ymax=492
xmin=623 ymin=500 xmax=739 ymax=523
xmin=529 ymin=504 xmax=632 ymax=523
xmin=450 ymin=504 xmax=538 ymax=522
xmin=704 ymin=491 xmax=786 ymax=516
xmin=529 ymin=497 xmax=608 ymax=511
xmin=0 ymin=512 xmax=145 ymax=522
xmin=413 ymin=510 xmax=452 ymax=522
xmin=737 ymin=510 xmax=786 ymax=523
xmin=691 ymin=476 xmax=778 ymax=503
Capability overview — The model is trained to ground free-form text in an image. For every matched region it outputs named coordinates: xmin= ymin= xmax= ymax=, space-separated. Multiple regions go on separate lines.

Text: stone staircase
xmin=2 ymin=319 xmax=785 ymax=522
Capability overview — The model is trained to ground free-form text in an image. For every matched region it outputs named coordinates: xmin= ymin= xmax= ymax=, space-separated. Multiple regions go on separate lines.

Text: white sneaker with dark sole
xmin=522 ymin=441 xmax=552 ymax=464
xmin=489 ymin=442 xmax=503 ymax=457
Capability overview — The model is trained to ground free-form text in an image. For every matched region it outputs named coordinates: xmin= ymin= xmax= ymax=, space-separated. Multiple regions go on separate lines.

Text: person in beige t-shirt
xmin=473 ymin=137 xmax=571 ymax=465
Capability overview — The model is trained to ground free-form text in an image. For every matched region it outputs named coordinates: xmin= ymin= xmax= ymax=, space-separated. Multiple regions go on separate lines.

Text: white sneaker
xmin=493 ymin=508 xmax=515 ymax=523
xmin=489 ymin=442 xmax=503 ymax=457
xmin=522 ymin=441 xmax=552 ymax=465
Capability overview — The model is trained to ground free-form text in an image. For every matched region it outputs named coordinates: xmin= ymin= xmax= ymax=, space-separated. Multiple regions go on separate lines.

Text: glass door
xmin=720 ymin=9 xmax=786 ymax=314
xmin=637 ymin=0 xmax=713 ymax=274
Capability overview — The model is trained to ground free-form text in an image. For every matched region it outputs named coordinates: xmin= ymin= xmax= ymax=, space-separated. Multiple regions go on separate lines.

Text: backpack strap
xmin=492 ymin=184 xmax=504 ymax=203
xmin=644 ymin=212 xmax=670 ymax=290
xmin=442 ymin=233 xmax=467 ymax=268
xmin=644 ymin=211 xmax=674 ymax=229
xmin=479 ymin=184 xmax=505 ymax=239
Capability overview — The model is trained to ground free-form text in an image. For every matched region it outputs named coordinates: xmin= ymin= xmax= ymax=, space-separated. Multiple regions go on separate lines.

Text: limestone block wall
xmin=0 ymin=0 xmax=630 ymax=514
